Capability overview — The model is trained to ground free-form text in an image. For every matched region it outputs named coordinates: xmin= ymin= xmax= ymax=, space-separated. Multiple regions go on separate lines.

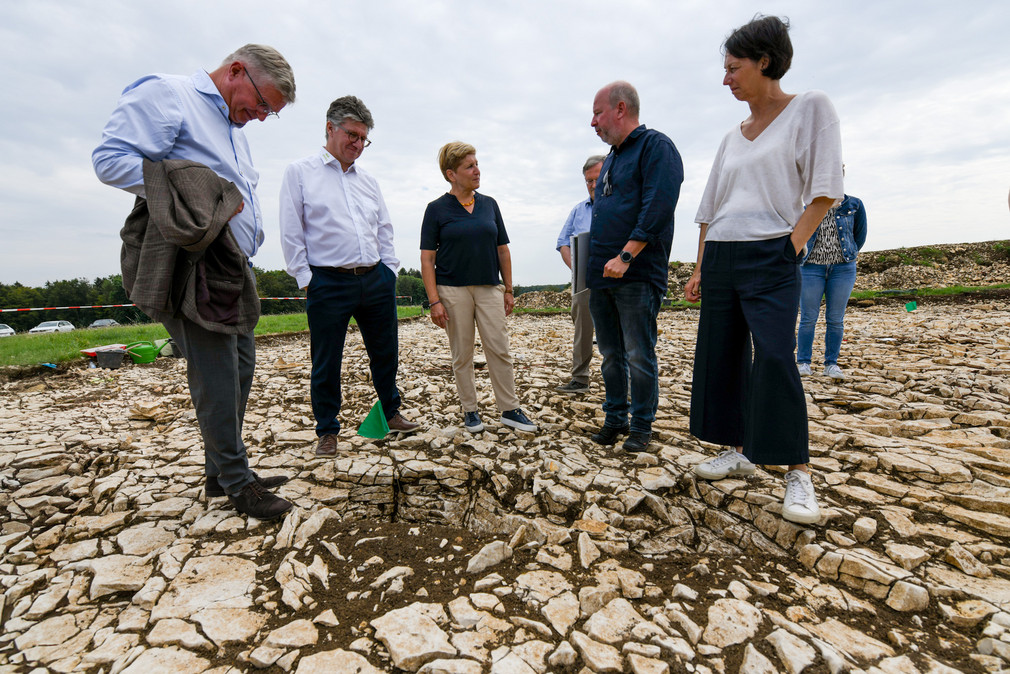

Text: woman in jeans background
xmin=796 ymin=194 xmax=867 ymax=380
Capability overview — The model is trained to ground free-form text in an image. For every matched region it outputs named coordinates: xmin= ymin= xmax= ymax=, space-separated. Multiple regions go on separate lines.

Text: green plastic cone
xmin=357 ymin=400 xmax=390 ymax=439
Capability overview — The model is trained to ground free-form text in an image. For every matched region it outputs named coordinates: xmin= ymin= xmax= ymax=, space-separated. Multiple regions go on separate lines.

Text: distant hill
xmin=665 ymin=240 xmax=1010 ymax=297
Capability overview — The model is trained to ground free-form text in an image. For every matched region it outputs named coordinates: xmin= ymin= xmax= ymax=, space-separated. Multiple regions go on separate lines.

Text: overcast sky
xmin=2 ymin=1 xmax=1008 ymax=289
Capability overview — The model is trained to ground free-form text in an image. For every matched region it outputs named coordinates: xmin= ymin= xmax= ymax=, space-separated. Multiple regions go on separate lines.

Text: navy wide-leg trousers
xmin=689 ymin=235 xmax=809 ymax=465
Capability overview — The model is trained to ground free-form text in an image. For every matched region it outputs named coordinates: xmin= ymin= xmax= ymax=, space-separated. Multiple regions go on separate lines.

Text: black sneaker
xmin=556 ymin=380 xmax=589 ymax=394
xmin=206 ymin=472 xmax=289 ymax=498
xmin=623 ymin=431 xmax=652 ymax=453
xmin=591 ymin=425 xmax=629 ymax=445
xmin=501 ymin=408 xmax=538 ymax=432
xmin=229 ymin=481 xmax=294 ymax=520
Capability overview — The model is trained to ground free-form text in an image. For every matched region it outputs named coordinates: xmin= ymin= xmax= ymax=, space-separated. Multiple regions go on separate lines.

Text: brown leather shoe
xmin=205 ymin=471 xmax=289 ymax=498
xmin=387 ymin=413 xmax=420 ymax=434
xmin=316 ymin=434 xmax=339 ymax=456
xmin=228 ymin=481 xmax=293 ymax=521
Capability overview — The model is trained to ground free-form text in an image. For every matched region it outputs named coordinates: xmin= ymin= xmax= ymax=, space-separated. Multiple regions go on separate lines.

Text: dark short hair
xmin=724 ymin=15 xmax=792 ymax=80
xmin=326 ymin=96 xmax=374 ymax=130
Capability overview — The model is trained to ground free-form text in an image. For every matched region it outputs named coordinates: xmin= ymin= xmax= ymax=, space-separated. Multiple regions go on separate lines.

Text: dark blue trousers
xmin=306 ymin=264 xmax=401 ymax=436
xmin=162 ymin=315 xmax=255 ymax=496
xmin=689 ymin=235 xmax=809 ymax=465
xmin=589 ymin=282 xmax=662 ymax=434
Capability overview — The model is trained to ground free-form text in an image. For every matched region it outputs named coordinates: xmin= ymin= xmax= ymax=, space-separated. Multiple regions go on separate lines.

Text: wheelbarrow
xmin=125 ymin=340 xmax=171 ymax=364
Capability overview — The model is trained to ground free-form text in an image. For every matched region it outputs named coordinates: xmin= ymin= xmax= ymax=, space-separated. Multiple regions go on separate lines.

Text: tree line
xmin=0 ymin=270 xmax=301 ymax=332
xmin=393 ymin=269 xmax=566 ymax=305
xmin=0 ymin=270 xmax=566 ymax=332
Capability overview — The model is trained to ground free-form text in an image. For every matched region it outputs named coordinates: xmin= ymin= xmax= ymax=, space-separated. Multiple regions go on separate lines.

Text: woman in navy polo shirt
xmin=420 ymin=142 xmax=537 ymax=435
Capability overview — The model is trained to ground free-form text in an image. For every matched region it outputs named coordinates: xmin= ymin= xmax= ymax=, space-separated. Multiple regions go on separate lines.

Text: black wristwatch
xmin=619 ymin=250 xmax=634 ymax=264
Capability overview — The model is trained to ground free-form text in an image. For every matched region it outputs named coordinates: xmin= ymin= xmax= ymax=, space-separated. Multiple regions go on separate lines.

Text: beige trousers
xmin=438 ymin=284 xmax=520 ymax=412
xmin=571 ymin=289 xmax=594 ymax=383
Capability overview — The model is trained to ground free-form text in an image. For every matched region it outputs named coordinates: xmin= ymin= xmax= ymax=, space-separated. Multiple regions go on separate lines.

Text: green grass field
xmin=849 ymin=282 xmax=1010 ymax=301
xmin=0 ymin=308 xmax=425 ymax=368
xmin=9 ymin=283 xmax=993 ymax=369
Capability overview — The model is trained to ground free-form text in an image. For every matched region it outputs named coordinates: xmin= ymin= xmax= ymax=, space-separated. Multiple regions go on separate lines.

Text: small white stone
xmin=547 ymin=641 xmax=577 ymax=667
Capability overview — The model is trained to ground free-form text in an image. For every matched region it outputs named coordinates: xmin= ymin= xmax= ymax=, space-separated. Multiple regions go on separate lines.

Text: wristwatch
xmin=619 ymin=250 xmax=634 ymax=264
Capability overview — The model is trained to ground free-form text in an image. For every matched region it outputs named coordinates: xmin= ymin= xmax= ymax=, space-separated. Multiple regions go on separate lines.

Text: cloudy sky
xmin=2 ymin=1 xmax=1008 ymax=289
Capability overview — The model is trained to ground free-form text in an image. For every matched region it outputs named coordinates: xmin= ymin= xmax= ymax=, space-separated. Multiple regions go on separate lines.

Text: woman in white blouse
xmin=684 ymin=15 xmax=843 ymax=524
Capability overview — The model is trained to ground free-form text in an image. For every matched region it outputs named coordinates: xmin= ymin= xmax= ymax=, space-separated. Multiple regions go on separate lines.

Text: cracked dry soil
xmin=3 ymin=298 xmax=1010 ymax=673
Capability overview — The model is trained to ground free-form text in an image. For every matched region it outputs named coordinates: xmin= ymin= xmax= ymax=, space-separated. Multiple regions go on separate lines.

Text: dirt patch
xmin=239 ymin=519 xmax=981 ymax=672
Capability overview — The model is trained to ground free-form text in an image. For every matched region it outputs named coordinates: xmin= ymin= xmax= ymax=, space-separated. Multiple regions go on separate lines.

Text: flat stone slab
xmin=151 ymin=555 xmax=257 ymax=621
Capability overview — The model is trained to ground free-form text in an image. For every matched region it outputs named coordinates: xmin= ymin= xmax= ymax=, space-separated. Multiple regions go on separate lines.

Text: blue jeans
xmin=589 ymin=282 xmax=662 ymax=434
xmin=797 ymin=261 xmax=857 ymax=367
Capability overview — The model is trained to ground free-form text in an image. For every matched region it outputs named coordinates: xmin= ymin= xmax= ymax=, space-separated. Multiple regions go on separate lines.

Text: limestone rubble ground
xmin=2 ymin=300 xmax=1010 ymax=673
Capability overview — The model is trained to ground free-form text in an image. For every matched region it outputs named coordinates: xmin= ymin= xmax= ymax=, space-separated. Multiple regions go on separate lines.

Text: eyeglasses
xmin=337 ymin=124 xmax=372 ymax=148
xmin=585 ymin=177 xmax=598 ymax=186
xmin=601 ymin=169 xmax=613 ymax=197
xmin=243 ymin=67 xmax=279 ymax=119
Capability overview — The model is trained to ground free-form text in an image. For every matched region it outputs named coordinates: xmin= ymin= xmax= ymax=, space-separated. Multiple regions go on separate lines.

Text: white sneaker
xmin=694 ymin=449 xmax=756 ymax=480
xmin=824 ymin=364 xmax=846 ymax=380
xmin=782 ymin=470 xmax=821 ymax=524
xmin=797 ymin=363 xmax=812 ymax=376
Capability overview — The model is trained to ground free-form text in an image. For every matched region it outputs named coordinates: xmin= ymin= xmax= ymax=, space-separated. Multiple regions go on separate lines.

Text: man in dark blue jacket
xmin=588 ymin=81 xmax=683 ymax=452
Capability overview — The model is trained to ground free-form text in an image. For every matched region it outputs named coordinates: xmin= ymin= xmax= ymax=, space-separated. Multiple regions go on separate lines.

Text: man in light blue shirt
xmin=279 ymin=96 xmax=420 ymax=457
xmin=554 ymin=155 xmax=605 ymax=393
xmin=92 ymin=45 xmax=297 ymax=521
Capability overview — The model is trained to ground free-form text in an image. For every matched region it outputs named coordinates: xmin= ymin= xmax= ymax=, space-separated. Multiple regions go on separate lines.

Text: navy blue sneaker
xmin=501 ymin=408 xmax=537 ymax=432
xmin=463 ymin=411 xmax=484 ymax=433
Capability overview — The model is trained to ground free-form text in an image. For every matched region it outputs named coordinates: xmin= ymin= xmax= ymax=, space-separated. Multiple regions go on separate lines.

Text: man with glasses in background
xmin=587 ymin=81 xmax=683 ymax=453
xmin=554 ymin=154 xmax=605 ymax=394
xmin=93 ymin=45 xmax=297 ymax=520
xmin=279 ymin=96 xmax=420 ymax=458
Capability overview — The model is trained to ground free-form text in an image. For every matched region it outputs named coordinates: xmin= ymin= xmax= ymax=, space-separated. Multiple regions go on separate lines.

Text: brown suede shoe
xmin=228 ymin=481 xmax=293 ymax=521
xmin=387 ymin=413 xmax=420 ymax=434
xmin=316 ymin=434 xmax=338 ymax=456
xmin=205 ymin=471 xmax=289 ymax=498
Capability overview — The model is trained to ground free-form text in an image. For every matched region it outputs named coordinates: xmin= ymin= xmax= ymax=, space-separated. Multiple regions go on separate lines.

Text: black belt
xmin=332 ymin=263 xmax=378 ymax=275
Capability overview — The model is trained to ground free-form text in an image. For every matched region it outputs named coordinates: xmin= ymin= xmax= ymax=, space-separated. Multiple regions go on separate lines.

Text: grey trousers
xmin=571 ymin=289 xmax=594 ymax=384
xmin=162 ymin=315 xmax=255 ymax=496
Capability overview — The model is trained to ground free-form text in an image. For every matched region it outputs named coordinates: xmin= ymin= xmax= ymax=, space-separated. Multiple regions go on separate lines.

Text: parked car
xmin=29 ymin=320 xmax=75 ymax=334
xmin=88 ymin=318 xmax=120 ymax=329
xmin=0 ymin=324 xmax=14 ymax=337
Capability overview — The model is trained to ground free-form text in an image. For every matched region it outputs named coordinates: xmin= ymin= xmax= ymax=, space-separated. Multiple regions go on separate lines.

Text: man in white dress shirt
xmin=279 ymin=96 xmax=420 ymax=456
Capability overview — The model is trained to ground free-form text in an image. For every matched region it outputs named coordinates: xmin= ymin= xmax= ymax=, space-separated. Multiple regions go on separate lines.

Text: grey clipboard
xmin=571 ymin=231 xmax=590 ymax=295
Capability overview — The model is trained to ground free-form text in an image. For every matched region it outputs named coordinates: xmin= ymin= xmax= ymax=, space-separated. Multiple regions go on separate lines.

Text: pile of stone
xmin=854 ymin=261 xmax=1010 ymax=292
xmin=515 ymin=241 xmax=1010 ymax=310
xmin=515 ymin=290 xmax=572 ymax=311
xmin=3 ymin=301 xmax=1010 ymax=672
